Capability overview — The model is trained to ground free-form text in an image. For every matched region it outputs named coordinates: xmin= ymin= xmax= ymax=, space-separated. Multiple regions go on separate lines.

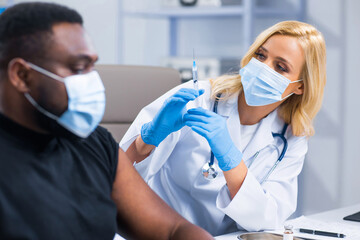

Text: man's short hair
xmin=0 ymin=2 xmax=83 ymax=70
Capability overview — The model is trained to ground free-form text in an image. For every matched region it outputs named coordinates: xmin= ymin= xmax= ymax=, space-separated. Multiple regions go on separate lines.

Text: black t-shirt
xmin=0 ymin=113 xmax=119 ymax=240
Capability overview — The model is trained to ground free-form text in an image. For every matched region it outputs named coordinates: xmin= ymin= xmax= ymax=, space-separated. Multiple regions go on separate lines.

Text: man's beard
xmin=36 ymin=110 xmax=84 ymax=142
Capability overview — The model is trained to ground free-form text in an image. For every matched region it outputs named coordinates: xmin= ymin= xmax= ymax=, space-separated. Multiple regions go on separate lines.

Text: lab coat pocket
xmin=190 ymin=166 xmax=226 ymax=203
xmin=189 ymin=166 xmax=228 ymax=232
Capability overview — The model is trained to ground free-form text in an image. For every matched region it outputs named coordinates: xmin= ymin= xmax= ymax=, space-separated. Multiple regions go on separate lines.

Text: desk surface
xmin=215 ymin=203 xmax=360 ymax=240
xmin=307 ymin=203 xmax=360 ymax=227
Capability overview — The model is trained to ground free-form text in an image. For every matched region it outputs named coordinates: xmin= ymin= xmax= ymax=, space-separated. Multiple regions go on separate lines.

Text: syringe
xmin=192 ymin=49 xmax=198 ymax=91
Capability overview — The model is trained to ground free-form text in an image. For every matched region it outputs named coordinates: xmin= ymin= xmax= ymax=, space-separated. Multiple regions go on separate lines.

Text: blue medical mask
xmin=239 ymin=58 xmax=302 ymax=106
xmin=25 ymin=62 xmax=106 ymax=138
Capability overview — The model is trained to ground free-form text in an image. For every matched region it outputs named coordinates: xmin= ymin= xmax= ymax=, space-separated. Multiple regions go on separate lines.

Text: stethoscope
xmin=202 ymin=94 xmax=289 ymax=182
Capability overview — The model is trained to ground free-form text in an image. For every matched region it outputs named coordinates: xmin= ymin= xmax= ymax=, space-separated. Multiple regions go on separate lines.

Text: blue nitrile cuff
xmin=140 ymin=122 xmax=170 ymax=147
xmin=216 ymin=144 xmax=243 ymax=171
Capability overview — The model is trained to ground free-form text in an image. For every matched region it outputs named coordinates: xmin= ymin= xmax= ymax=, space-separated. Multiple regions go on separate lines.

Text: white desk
xmin=215 ymin=204 xmax=360 ymax=240
xmin=307 ymin=203 xmax=360 ymax=227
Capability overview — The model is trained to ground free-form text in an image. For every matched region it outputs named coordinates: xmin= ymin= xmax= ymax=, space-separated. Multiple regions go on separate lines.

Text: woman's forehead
xmin=261 ymin=35 xmax=305 ymax=69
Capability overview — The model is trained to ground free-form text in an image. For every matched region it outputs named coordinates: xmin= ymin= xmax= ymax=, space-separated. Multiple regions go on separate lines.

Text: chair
xmin=96 ymin=65 xmax=181 ymax=142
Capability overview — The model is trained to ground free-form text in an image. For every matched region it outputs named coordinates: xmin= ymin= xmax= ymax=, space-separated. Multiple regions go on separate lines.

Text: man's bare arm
xmin=112 ymin=148 xmax=213 ymax=240
xmin=125 ymin=135 xmax=155 ymax=164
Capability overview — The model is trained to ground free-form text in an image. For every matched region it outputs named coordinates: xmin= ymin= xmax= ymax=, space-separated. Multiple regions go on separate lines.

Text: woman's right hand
xmin=141 ymin=88 xmax=204 ymax=147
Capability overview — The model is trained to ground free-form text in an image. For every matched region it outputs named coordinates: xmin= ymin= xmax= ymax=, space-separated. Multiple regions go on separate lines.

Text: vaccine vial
xmin=283 ymin=225 xmax=293 ymax=240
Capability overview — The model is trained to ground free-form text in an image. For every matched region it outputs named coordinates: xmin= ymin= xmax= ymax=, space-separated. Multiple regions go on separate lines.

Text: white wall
xmin=297 ymin=0 xmax=360 ymax=216
xmin=342 ymin=0 xmax=360 ymax=207
xmin=15 ymin=0 xmax=121 ymax=64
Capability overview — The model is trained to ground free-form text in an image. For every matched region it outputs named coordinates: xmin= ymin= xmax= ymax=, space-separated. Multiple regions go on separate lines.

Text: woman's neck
xmin=238 ymin=92 xmax=280 ymax=125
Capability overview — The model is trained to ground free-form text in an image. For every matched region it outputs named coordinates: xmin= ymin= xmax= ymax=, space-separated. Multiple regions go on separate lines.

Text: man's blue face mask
xmin=239 ymin=58 xmax=302 ymax=106
xmin=25 ymin=62 xmax=106 ymax=138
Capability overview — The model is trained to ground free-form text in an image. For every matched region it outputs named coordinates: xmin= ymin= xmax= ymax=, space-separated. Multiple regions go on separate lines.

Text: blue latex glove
xmin=183 ymin=107 xmax=243 ymax=171
xmin=141 ymin=88 xmax=204 ymax=147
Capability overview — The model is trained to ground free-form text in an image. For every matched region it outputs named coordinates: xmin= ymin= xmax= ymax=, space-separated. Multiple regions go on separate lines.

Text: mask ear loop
xmin=24 ymin=93 xmax=59 ymax=121
xmin=281 ymin=79 xmax=303 ymax=101
xmin=24 ymin=62 xmax=65 ymax=121
xmin=26 ymin=62 xmax=64 ymax=82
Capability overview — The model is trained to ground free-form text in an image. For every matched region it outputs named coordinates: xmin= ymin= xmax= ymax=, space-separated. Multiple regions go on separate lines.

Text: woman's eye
xmin=277 ymin=64 xmax=288 ymax=73
xmin=255 ymin=52 xmax=266 ymax=60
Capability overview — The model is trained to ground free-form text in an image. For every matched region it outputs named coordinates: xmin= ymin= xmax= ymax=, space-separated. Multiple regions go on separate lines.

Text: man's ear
xmin=7 ymin=58 xmax=32 ymax=93
xmin=293 ymin=82 xmax=304 ymax=95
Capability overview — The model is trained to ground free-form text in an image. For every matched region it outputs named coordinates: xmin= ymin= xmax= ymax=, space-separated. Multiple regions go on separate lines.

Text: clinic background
xmin=5 ymin=0 xmax=360 ymax=217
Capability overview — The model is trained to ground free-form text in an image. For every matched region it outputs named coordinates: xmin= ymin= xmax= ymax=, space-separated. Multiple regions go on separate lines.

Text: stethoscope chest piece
xmin=202 ymin=162 xmax=218 ymax=180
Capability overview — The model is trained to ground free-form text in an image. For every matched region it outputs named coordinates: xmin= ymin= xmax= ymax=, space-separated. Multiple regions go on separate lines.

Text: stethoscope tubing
xmin=209 ymin=94 xmax=221 ymax=166
xmin=260 ymin=124 xmax=288 ymax=183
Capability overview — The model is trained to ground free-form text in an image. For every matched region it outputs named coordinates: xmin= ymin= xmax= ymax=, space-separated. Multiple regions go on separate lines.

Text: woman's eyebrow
xmin=259 ymin=46 xmax=268 ymax=52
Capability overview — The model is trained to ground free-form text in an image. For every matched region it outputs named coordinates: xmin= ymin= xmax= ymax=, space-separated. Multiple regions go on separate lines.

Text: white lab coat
xmin=120 ymin=80 xmax=308 ymax=236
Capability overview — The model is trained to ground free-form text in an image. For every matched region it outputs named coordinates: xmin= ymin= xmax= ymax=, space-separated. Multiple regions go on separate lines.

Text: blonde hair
xmin=210 ymin=21 xmax=326 ymax=137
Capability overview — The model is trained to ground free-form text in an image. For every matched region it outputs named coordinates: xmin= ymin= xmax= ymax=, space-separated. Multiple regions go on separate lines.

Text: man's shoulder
xmin=73 ymin=126 xmax=118 ymax=159
xmin=89 ymin=125 xmax=116 ymax=143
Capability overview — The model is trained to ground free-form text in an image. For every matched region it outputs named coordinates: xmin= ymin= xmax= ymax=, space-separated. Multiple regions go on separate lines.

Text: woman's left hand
xmin=183 ymin=107 xmax=243 ymax=171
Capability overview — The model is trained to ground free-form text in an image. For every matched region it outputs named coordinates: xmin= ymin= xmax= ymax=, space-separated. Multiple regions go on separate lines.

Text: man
xmin=0 ymin=2 xmax=212 ymax=239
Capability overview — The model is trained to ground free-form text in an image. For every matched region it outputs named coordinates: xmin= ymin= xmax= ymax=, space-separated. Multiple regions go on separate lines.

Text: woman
xmin=120 ymin=21 xmax=326 ymax=235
